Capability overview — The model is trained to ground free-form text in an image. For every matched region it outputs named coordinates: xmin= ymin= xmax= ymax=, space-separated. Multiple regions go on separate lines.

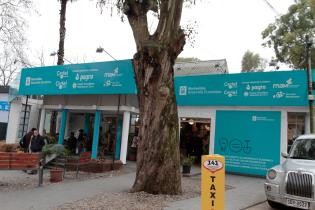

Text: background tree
xmin=51 ymin=0 xmax=75 ymax=135
xmin=0 ymin=0 xmax=32 ymax=85
xmin=262 ymin=0 xmax=315 ymax=69
xmin=98 ymin=0 xmax=198 ymax=195
xmin=241 ymin=50 xmax=267 ymax=72
xmin=0 ymin=49 xmax=20 ymax=86
xmin=57 ymin=0 xmax=73 ymax=65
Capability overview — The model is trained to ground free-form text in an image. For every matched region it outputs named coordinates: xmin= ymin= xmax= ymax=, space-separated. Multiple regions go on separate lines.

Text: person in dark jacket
xmin=27 ymin=129 xmax=44 ymax=175
xmin=76 ymin=129 xmax=84 ymax=154
xmin=29 ymin=129 xmax=45 ymax=153
xmin=67 ymin=131 xmax=77 ymax=154
xmin=20 ymin=128 xmax=37 ymax=152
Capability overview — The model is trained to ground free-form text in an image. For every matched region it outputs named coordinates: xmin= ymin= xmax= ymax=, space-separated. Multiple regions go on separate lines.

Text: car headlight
xmin=267 ymin=169 xmax=277 ymax=179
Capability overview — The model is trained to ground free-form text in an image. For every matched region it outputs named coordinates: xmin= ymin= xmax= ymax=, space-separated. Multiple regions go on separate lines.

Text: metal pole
xmin=306 ymin=37 xmax=314 ymax=133
xmin=21 ymin=95 xmax=29 ymax=137
xmin=112 ymin=94 xmax=121 ymax=170
xmin=102 ymin=49 xmax=117 ymax=61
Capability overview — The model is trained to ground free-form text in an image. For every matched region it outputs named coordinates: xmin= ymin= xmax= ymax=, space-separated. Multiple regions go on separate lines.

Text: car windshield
xmin=289 ymin=138 xmax=315 ymax=160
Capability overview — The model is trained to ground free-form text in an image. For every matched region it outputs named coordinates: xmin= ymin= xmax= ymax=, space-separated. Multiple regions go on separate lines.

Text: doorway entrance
xmin=287 ymin=112 xmax=306 ymax=152
xmin=180 ymin=118 xmax=211 ymax=162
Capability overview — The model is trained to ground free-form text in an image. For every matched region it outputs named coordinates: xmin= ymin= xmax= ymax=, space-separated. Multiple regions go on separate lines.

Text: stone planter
xmin=50 ymin=168 xmax=63 ymax=183
xmin=0 ymin=152 xmax=41 ymax=169
xmin=80 ymin=160 xmax=123 ymax=173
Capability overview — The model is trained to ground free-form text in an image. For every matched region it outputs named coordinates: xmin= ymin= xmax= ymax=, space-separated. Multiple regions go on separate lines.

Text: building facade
xmin=8 ymin=59 xmax=312 ymax=176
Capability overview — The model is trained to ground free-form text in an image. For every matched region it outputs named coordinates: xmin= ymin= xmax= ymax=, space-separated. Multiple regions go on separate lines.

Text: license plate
xmin=286 ymin=198 xmax=309 ymax=209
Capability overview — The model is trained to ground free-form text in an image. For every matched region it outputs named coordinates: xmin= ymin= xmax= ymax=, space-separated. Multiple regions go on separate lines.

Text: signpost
xmin=201 ymin=155 xmax=225 ymax=210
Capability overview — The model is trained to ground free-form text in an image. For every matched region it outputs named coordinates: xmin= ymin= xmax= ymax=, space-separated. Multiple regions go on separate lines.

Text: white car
xmin=265 ymin=134 xmax=315 ymax=209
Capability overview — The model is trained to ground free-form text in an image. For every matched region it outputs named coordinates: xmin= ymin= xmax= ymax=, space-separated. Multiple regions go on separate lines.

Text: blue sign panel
xmin=19 ymin=60 xmax=137 ymax=95
xmin=0 ymin=101 xmax=10 ymax=111
xmin=175 ymin=70 xmax=308 ymax=106
xmin=214 ymin=110 xmax=281 ymax=176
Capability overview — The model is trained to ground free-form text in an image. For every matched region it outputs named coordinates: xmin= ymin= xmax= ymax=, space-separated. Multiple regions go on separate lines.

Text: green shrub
xmin=42 ymin=144 xmax=65 ymax=156
xmin=181 ymin=155 xmax=196 ymax=166
xmin=44 ymin=134 xmax=57 ymax=144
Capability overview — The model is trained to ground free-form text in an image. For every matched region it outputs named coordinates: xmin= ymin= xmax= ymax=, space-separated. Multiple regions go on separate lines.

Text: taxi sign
xmin=201 ymin=155 xmax=225 ymax=210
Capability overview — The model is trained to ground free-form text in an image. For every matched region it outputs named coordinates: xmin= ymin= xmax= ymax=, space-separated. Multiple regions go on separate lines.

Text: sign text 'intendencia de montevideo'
xmin=19 ymin=60 xmax=137 ymax=95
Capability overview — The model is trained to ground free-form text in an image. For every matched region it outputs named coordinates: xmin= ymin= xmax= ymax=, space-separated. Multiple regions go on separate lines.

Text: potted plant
xmin=42 ymin=144 xmax=66 ymax=183
xmin=50 ymin=167 xmax=64 ymax=183
xmin=42 ymin=144 xmax=66 ymax=162
xmin=181 ymin=155 xmax=195 ymax=175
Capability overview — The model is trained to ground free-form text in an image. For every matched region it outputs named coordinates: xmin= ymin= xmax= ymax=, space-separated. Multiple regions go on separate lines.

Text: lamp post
xmin=50 ymin=52 xmax=57 ymax=65
xmin=96 ymin=46 xmax=118 ymax=169
xmin=96 ymin=47 xmax=117 ymax=61
xmin=306 ymin=36 xmax=314 ymax=133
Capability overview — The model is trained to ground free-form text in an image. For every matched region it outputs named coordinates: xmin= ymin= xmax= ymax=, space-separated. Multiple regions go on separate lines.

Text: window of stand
xmin=287 ymin=113 xmax=306 ymax=152
xmin=18 ymin=105 xmax=31 ymax=138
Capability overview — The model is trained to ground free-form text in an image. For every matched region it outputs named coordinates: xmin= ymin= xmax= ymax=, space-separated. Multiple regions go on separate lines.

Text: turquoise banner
xmin=214 ymin=110 xmax=281 ymax=176
xmin=19 ymin=60 xmax=137 ymax=95
xmin=175 ymin=70 xmax=308 ymax=106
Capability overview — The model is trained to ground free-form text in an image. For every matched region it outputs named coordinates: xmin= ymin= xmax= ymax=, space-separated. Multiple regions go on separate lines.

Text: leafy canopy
xmin=241 ymin=50 xmax=266 ymax=72
xmin=262 ymin=0 xmax=315 ymax=69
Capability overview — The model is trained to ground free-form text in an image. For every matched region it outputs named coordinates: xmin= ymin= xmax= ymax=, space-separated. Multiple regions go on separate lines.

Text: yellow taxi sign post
xmin=201 ymin=155 xmax=225 ymax=210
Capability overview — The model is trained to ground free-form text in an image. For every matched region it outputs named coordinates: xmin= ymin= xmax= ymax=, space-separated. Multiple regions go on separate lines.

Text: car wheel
xmin=267 ymin=200 xmax=281 ymax=209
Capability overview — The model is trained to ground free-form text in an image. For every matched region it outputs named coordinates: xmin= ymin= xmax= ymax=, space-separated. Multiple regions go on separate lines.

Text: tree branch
xmin=154 ymin=0 xmax=184 ymax=44
xmin=125 ymin=0 xmax=150 ymax=49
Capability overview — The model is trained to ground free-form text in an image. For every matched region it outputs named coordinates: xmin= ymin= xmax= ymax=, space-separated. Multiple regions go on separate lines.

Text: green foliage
xmin=262 ymin=0 xmax=315 ymax=69
xmin=241 ymin=50 xmax=266 ymax=72
xmin=42 ymin=144 xmax=65 ymax=156
xmin=181 ymin=155 xmax=195 ymax=166
xmin=44 ymin=134 xmax=57 ymax=144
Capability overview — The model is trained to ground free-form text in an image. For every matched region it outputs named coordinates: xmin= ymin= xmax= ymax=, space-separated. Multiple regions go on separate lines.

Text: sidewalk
xmin=0 ymin=164 xmax=267 ymax=210
xmin=0 ymin=172 xmax=135 ymax=210
xmin=164 ymin=166 xmax=266 ymax=210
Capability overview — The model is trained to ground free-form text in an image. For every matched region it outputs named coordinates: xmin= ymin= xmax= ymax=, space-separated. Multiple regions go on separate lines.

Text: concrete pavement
xmin=164 ymin=174 xmax=267 ymax=210
xmin=0 ymin=163 xmax=268 ymax=210
xmin=0 ymin=172 xmax=136 ymax=210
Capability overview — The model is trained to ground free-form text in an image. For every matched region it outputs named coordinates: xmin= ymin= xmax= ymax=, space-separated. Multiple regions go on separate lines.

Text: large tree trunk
xmin=50 ymin=0 xmax=68 ymax=135
xmin=122 ymin=0 xmax=186 ymax=195
xmin=131 ymin=50 xmax=182 ymax=194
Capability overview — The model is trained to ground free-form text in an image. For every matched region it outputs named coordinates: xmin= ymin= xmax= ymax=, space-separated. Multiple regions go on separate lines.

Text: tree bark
xmin=126 ymin=0 xmax=186 ymax=195
xmin=57 ymin=0 xmax=67 ymax=65
xmin=50 ymin=0 xmax=68 ymax=135
xmin=131 ymin=49 xmax=182 ymax=195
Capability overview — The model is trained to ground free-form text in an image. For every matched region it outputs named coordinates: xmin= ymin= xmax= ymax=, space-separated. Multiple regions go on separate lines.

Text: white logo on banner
xmin=25 ymin=77 xmax=31 ymax=86
xmin=179 ymin=86 xmax=187 ymax=95
xmin=57 ymin=71 xmax=68 ymax=79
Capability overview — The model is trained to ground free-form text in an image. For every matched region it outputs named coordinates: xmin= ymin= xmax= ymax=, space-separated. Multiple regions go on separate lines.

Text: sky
xmin=25 ymin=0 xmax=296 ymax=73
